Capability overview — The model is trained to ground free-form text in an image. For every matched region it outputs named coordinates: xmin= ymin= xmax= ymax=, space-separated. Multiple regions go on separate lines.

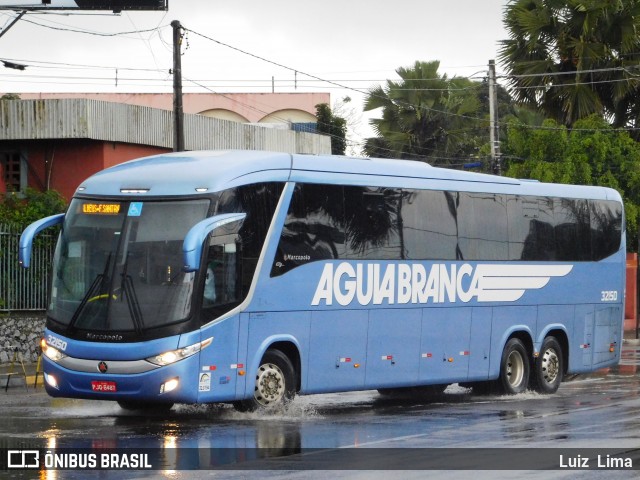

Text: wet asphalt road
xmin=2 ymin=343 xmax=640 ymax=479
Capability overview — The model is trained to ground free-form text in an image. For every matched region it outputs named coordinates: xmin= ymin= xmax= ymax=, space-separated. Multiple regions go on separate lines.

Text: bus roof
xmin=76 ymin=149 xmax=621 ymax=202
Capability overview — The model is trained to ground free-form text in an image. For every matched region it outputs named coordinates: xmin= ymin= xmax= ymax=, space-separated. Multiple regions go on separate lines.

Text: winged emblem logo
xmin=312 ymin=263 xmax=574 ymax=306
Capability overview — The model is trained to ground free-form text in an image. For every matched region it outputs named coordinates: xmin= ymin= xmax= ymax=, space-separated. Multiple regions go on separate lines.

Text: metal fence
xmin=0 ymin=223 xmax=55 ymax=311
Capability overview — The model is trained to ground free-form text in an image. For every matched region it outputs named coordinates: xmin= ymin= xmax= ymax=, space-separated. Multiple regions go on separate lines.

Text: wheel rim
xmin=506 ymin=350 xmax=525 ymax=388
xmin=540 ymin=348 xmax=559 ymax=384
xmin=254 ymin=362 xmax=286 ymax=407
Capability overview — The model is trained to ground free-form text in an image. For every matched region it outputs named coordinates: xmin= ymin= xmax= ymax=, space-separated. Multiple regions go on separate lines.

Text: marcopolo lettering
xmin=311 ymin=262 xmax=573 ymax=306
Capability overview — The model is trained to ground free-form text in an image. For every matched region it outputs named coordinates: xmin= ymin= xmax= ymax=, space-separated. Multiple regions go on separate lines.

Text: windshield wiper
xmin=119 ymin=253 xmax=144 ymax=335
xmin=66 ymin=253 xmax=112 ymax=333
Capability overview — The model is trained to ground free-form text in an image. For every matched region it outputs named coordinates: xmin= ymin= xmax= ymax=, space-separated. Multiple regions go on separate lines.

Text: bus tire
xmin=497 ymin=338 xmax=530 ymax=395
xmin=233 ymin=349 xmax=296 ymax=412
xmin=531 ymin=336 xmax=563 ymax=394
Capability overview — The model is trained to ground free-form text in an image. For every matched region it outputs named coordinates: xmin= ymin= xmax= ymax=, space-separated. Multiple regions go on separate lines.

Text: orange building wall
xmin=24 ymin=140 xmax=168 ymax=201
xmin=625 ymin=253 xmax=638 ymax=333
xmin=102 ymin=142 xmax=168 ymax=169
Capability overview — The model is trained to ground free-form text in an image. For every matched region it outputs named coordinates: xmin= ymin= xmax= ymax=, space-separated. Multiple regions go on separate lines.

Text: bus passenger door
xmin=306 ymin=310 xmax=367 ymax=393
xmin=365 ymin=309 xmax=421 ymax=388
xmin=419 ymin=308 xmax=472 ymax=384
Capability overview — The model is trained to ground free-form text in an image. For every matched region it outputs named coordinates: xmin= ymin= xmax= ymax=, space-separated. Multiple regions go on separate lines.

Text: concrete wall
xmin=0 ymin=99 xmax=331 ymax=199
xmin=0 ymin=99 xmax=331 ymax=154
xmin=0 ymin=313 xmax=45 ymax=364
xmin=12 ymin=92 xmax=331 ymax=123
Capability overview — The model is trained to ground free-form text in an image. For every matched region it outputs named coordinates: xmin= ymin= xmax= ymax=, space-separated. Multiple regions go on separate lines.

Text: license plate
xmin=91 ymin=381 xmax=117 ymax=392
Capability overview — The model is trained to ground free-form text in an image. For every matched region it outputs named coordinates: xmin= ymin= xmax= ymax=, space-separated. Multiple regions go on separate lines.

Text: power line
xmin=7 ymin=14 xmax=640 ymax=148
xmin=183 ymin=26 xmax=490 ymax=125
xmin=16 ymin=14 xmax=168 ymax=37
xmin=509 ymin=77 xmax=640 ymax=90
xmin=498 ymin=66 xmax=628 ymax=79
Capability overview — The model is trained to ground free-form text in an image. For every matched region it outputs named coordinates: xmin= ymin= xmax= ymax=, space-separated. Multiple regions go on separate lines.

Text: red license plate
xmin=91 ymin=381 xmax=117 ymax=392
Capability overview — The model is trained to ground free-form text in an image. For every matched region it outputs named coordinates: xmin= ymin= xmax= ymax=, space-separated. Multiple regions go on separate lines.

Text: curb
xmin=2 ymin=374 xmax=42 ymax=390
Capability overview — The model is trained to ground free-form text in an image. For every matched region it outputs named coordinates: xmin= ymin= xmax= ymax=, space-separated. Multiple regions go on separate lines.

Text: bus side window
xmin=343 ymin=187 xmax=403 ymax=260
xmin=590 ymin=200 xmax=623 ymax=260
xmin=271 ymin=184 xmax=345 ymax=277
xmin=203 ymin=225 xmax=241 ymax=308
xmin=202 ymin=256 xmax=219 ymax=306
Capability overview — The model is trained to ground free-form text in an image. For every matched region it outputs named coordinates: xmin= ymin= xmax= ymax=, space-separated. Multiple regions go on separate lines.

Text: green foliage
xmin=500 ymin=0 xmax=640 ymax=131
xmin=315 ymin=103 xmax=347 ymax=155
xmin=0 ymin=189 xmax=65 ymax=311
xmin=503 ymin=115 xmax=640 ymax=250
xmin=362 ymin=60 xmax=511 ymax=166
xmin=0 ymin=188 xmax=67 ymax=227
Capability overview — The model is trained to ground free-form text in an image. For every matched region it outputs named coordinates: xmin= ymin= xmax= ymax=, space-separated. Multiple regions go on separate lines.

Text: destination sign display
xmin=80 ymin=203 xmax=122 ymax=215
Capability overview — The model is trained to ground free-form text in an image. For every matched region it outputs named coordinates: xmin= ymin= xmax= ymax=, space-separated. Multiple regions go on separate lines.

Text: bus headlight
xmin=41 ymin=339 xmax=67 ymax=363
xmin=146 ymin=337 xmax=212 ymax=366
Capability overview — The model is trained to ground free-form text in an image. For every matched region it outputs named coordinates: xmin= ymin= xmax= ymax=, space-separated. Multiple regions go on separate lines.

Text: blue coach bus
xmin=20 ymin=150 xmax=625 ymax=411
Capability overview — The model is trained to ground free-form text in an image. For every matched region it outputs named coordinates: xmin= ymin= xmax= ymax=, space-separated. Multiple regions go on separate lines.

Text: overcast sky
xmin=0 ymin=0 xmax=508 ymax=150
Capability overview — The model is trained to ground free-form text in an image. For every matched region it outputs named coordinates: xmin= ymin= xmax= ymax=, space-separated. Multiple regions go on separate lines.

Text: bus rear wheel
xmin=531 ymin=336 xmax=563 ymax=394
xmin=497 ymin=338 xmax=530 ymax=395
xmin=233 ymin=349 xmax=296 ymax=412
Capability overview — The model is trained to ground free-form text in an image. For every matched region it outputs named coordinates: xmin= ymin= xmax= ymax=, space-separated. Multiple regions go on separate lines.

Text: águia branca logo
xmin=311 ymin=263 xmax=573 ymax=306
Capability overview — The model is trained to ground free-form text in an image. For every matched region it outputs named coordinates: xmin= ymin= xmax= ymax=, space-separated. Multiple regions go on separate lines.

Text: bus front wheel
xmin=233 ymin=349 xmax=296 ymax=412
xmin=497 ymin=338 xmax=530 ymax=395
xmin=531 ymin=336 xmax=563 ymax=394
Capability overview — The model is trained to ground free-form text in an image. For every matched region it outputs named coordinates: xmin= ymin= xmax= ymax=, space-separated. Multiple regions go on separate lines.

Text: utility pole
xmin=171 ymin=20 xmax=185 ymax=152
xmin=0 ymin=10 xmax=26 ymax=40
xmin=488 ymin=59 xmax=501 ymax=175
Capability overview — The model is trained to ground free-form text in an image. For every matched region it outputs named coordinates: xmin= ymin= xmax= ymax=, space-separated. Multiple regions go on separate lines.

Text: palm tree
xmin=499 ymin=0 xmax=640 ymax=129
xmin=363 ymin=60 xmax=485 ymax=165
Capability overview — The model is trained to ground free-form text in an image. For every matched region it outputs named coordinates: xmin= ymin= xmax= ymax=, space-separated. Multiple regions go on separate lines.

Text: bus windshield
xmin=49 ymin=198 xmax=210 ymax=334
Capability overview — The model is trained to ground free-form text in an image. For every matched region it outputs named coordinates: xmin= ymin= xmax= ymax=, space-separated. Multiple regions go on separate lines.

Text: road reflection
xmin=8 ymin=344 xmax=640 ymax=473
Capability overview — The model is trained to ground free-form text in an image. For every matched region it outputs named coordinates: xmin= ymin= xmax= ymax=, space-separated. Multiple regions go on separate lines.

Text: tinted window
xmin=272 ymin=184 xmax=346 ymax=276
xmin=343 ymin=187 xmax=404 ymax=260
xmin=457 ymin=192 xmax=508 ymax=261
xmin=591 ymin=200 xmax=623 ymax=260
xmin=272 ymin=183 xmax=624 ymax=276
xmin=402 ymin=189 xmax=458 ymax=260
xmin=555 ymin=198 xmax=590 ymax=261
xmin=508 ymin=196 xmax=555 ymax=260
xmin=211 ymin=182 xmax=284 ymax=301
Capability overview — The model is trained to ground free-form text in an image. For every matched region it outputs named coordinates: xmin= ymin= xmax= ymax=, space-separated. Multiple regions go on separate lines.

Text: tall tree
xmin=500 ymin=0 xmax=640 ymax=130
xmin=503 ymin=115 xmax=640 ymax=247
xmin=315 ymin=103 xmax=347 ymax=155
xmin=362 ymin=60 xmax=488 ymax=165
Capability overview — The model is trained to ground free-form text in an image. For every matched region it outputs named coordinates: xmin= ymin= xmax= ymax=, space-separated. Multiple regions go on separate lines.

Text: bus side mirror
xmin=183 ymin=213 xmax=246 ymax=272
xmin=19 ymin=213 xmax=65 ymax=268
